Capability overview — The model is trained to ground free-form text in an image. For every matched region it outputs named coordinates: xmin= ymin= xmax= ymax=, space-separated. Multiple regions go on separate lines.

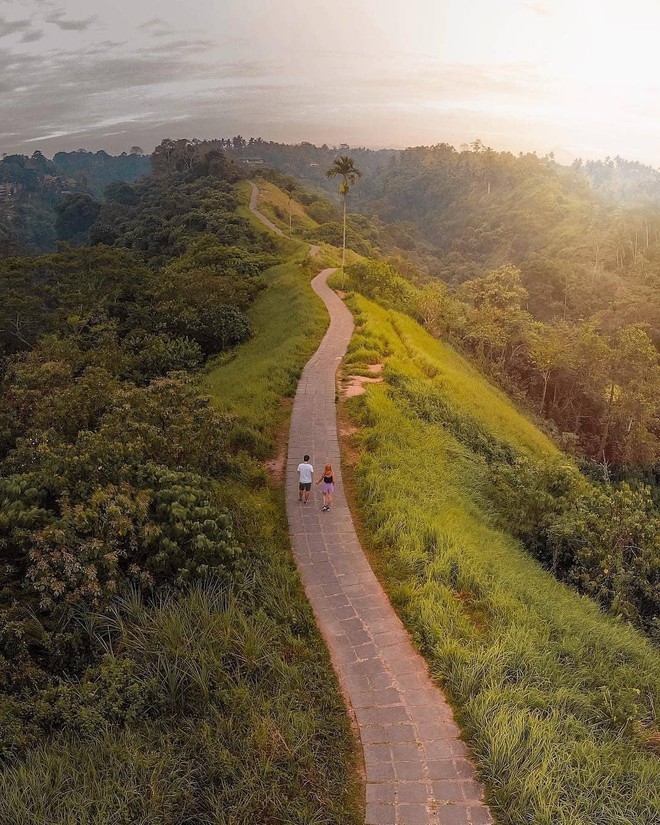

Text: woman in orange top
xmin=316 ymin=463 xmax=334 ymax=511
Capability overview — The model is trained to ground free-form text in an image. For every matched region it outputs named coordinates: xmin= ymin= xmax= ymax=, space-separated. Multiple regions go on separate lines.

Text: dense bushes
xmin=548 ymin=483 xmax=659 ymax=636
xmin=121 ymin=331 xmax=203 ymax=381
xmin=0 ymin=231 xmax=265 ymax=365
xmin=304 ymin=221 xmax=375 ymax=256
xmin=0 ymin=367 xmax=246 ymax=720
xmin=345 ymin=259 xmax=418 ymax=311
xmin=90 ymin=175 xmax=257 ymax=263
xmin=341 ymin=246 xmax=660 ymax=469
xmin=0 ymin=170 xmax=276 ymax=758
xmin=0 ymin=168 xmax=361 ymax=821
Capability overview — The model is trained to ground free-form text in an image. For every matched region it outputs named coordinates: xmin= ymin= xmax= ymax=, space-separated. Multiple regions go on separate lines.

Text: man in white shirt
xmin=297 ymin=454 xmax=314 ymax=504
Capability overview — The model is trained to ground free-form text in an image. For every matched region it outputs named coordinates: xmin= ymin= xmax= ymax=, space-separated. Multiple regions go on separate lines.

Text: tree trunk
xmin=598 ymin=381 xmax=616 ymax=462
xmin=342 ymin=192 xmax=347 ymax=288
xmin=540 ymin=370 xmax=550 ymax=414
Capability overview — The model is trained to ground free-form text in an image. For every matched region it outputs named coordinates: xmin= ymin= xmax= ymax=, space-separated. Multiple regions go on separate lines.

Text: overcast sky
xmin=3 ymin=0 xmax=660 ymax=165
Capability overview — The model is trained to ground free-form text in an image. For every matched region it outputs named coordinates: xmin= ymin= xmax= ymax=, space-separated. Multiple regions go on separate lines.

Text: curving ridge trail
xmin=249 ymin=182 xmax=493 ymax=825
xmin=248 ymin=180 xmax=284 ymax=235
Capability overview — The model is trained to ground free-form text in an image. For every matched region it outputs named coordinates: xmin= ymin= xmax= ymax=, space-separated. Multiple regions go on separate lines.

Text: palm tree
xmin=325 ymin=155 xmax=362 ymax=287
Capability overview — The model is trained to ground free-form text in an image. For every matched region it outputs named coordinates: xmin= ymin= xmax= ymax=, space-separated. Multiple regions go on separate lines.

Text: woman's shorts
xmin=321 ymin=482 xmax=334 ymax=494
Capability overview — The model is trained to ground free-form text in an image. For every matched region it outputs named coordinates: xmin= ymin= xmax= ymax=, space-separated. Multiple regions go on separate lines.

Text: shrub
xmin=307 ymin=199 xmax=340 ymax=223
xmin=346 ymin=259 xmax=418 ymax=312
xmin=548 ymin=482 xmax=659 ymax=634
xmin=121 ymin=331 xmax=203 ymax=382
xmin=158 ymin=301 xmax=251 ymax=355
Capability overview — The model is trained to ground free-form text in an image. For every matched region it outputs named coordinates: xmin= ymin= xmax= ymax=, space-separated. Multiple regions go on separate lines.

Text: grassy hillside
xmin=339 ymin=293 xmax=660 ymax=825
xmin=249 ymin=178 xmax=319 ymax=235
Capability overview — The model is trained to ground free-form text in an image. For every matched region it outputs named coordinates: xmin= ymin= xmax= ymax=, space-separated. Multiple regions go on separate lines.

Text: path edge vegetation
xmin=224 ymin=176 xmax=659 ymax=823
xmin=203 ymin=189 xmax=365 ymax=819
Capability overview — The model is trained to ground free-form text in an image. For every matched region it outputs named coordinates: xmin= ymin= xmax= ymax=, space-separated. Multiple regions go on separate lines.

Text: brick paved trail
xmin=285 ymin=268 xmax=493 ymax=825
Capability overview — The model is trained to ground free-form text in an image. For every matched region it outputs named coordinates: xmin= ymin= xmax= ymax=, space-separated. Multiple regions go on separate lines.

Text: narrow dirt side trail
xmin=285 ymin=267 xmax=494 ymax=825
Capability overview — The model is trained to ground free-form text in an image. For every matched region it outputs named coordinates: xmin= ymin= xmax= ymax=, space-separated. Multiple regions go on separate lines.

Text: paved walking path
xmin=246 ymin=183 xmax=493 ymax=824
xmin=248 ymin=180 xmax=284 ymax=235
xmin=285 ymin=269 xmax=493 ymax=825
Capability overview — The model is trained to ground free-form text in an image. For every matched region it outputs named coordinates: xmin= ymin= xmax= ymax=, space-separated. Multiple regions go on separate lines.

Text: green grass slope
xmin=204 ymin=244 xmax=326 ymax=453
xmin=341 ymin=294 xmax=660 ymax=825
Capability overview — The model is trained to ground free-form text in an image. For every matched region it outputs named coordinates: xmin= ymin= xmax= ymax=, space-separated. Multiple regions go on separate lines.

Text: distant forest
xmin=0 ymin=149 xmax=151 ymax=255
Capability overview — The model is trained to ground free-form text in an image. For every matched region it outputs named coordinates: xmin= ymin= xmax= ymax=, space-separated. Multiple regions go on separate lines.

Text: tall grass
xmin=342 ymin=293 xmax=660 ymax=825
xmin=250 ymin=178 xmax=320 ymax=235
xmin=0 ymin=580 xmax=360 ymax=824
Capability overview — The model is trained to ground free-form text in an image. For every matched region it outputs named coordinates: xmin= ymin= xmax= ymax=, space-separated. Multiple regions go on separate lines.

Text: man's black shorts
xmin=299 ymin=482 xmax=312 ymax=491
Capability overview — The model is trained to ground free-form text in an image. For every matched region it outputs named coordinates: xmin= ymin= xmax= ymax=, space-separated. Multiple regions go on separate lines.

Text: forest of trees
xmin=356 ymin=145 xmax=660 ymax=470
xmin=0 ymin=138 xmax=366 ymax=823
xmin=0 ymin=145 xmax=279 ymax=757
xmin=215 ymin=138 xmax=660 ymax=474
xmin=342 ymin=256 xmax=659 ymax=637
xmin=0 ymin=149 xmax=151 ymax=256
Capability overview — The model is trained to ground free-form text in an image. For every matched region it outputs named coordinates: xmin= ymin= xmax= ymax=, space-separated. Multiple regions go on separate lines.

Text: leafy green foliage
xmin=279 ymin=140 xmax=660 ymax=468
xmin=89 ymin=175 xmax=257 ymax=263
xmin=549 ymin=483 xmax=659 ymax=635
xmin=55 ymin=194 xmax=101 ymax=246
xmin=373 ymin=322 xmax=658 ymax=636
xmin=345 ymin=259 xmax=418 ymax=312
xmin=121 ymin=331 xmax=203 ymax=382
xmin=0 ymin=150 xmax=150 ymax=255
xmin=341 ymin=243 xmax=659 ymax=467
xmin=304 ymin=220 xmax=375 ymax=255
xmin=52 ymin=149 xmax=151 ymax=195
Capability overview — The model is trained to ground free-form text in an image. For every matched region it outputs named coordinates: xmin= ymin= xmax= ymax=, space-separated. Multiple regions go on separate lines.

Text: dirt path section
xmin=285 ymin=269 xmax=494 ymax=825
xmin=248 ymin=180 xmax=284 ymax=236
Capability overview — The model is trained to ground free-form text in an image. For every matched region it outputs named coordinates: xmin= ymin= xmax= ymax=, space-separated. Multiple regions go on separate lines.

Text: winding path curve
xmin=250 ymin=180 xmax=493 ymax=825
xmin=248 ymin=180 xmax=284 ymax=235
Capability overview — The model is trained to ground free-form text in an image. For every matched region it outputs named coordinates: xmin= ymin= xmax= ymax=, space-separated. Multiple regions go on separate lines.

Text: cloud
xmin=21 ymin=27 xmax=43 ymax=42
xmin=0 ymin=41 xmax=558 ymax=158
xmin=0 ymin=37 xmax=238 ymax=153
xmin=216 ymin=59 xmax=284 ymax=79
xmin=138 ymin=17 xmax=172 ymax=37
xmin=145 ymin=37 xmax=217 ymax=56
xmin=0 ymin=17 xmax=32 ymax=37
xmin=45 ymin=11 xmax=97 ymax=31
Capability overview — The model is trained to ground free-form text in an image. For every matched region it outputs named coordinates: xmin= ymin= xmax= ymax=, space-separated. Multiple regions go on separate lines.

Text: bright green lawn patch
xmin=343 ymin=293 xmax=660 ymax=825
